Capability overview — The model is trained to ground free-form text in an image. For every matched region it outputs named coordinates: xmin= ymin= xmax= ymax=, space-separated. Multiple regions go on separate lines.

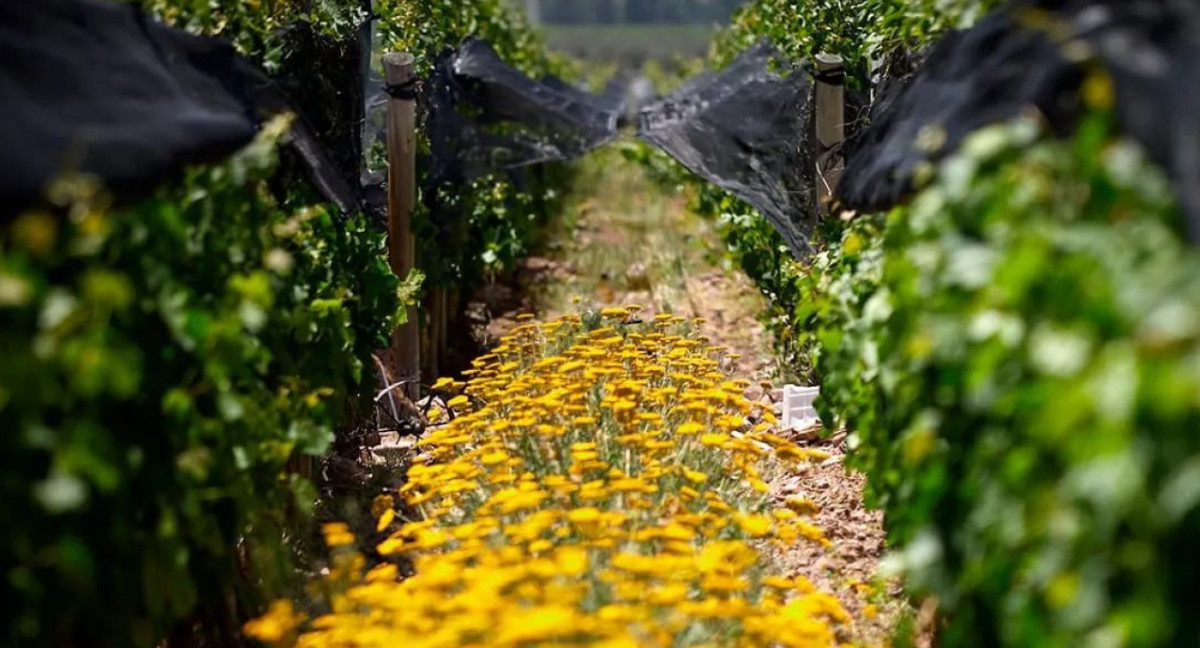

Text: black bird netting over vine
xmin=0 ymin=0 xmax=366 ymax=219
xmin=0 ymin=0 xmax=624 ymax=223
xmin=636 ymin=44 xmax=816 ymax=255
xmin=6 ymin=0 xmax=1200 ymax=246
xmin=355 ymin=36 xmax=628 ymax=236
xmin=0 ymin=0 xmax=259 ymax=217
xmin=839 ymin=0 xmax=1200 ymax=238
xmin=408 ymin=37 xmax=623 ymax=186
xmin=0 ymin=0 xmax=825 ymax=252
xmin=398 ymin=39 xmax=824 ymax=254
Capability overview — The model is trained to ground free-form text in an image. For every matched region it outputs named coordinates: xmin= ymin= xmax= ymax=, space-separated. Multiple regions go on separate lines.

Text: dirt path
xmin=465 ymin=148 xmax=914 ymax=646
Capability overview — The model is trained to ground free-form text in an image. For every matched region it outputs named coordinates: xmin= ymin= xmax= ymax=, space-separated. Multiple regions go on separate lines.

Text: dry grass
xmin=536 ymin=148 xmax=752 ymax=321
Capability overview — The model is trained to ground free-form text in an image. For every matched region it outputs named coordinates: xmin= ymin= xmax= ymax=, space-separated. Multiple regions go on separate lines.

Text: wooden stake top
xmin=815 ymin=53 xmax=845 ymax=71
xmin=382 ymin=52 xmax=415 ymax=84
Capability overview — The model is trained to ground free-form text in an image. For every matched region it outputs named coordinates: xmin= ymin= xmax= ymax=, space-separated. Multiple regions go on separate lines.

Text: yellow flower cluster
xmin=249 ymin=307 xmax=862 ymax=647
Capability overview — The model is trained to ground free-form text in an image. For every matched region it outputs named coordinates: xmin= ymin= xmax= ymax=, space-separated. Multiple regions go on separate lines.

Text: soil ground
xmin=464 ymin=148 xmax=920 ymax=646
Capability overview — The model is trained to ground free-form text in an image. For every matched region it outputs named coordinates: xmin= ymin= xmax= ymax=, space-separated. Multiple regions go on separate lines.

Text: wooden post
xmin=814 ymin=53 xmax=845 ymax=215
xmin=284 ymin=454 xmax=316 ymax=482
xmin=437 ymin=287 xmax=448 ymax=376
xmin=422 ymin=289 xmax=442 ymax=383
xmin=384 ymin=52 xmax=420 ymax=400
xmin=445 ymin=286 xmax=460 ymax=371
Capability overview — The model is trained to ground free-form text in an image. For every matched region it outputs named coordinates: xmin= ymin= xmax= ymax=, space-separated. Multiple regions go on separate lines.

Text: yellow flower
xmin=376 ymin=508 xmax=395 ymax=532
xmin=555 ymin=546 xmax=589 ymax=577
xmin=365 ymin=563 xmax=398 ymax=583
xmin=480 ymin=451 xmax=509 ymax=466
xmin=762 ymin=576 xmax=798 ymax=590
xmin=648 ymin=583 xmax=691 ymax=606
xmin=700 ymin=433 xmax=729 ymax=447
xmin=702 ymin=574 xmax=750 ymax=593
xmin=567 ymin=507 xmax=602 ymax=524
xmin=560 ymin=360 xmax=586 ymax=373
xmin=698 ymin=541 xmax=758 ymax=574
xmin=611 ymin=477 xmax=649 ymax=493
xmin=735 ymin=513 xmax=773 ymax=538
xmin=785 ymin=497 xmax=820 ymax=516
xmin=243 ymin=601 xmax=302 ymax=643
xmin=321 ymin=523 xmax=354 ymax=547
xmin=661 ymin=523 xmax=696 ymax=542
xmin=494 ymin=606 xmax=585 ymax=644
xmin=246 ymin=311 xmax=862 ymax=647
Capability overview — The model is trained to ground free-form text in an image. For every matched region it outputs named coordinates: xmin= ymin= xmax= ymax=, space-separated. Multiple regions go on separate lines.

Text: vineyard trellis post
xmin=424 ymin=288 xmax=446 ymax=383
xmin=814 ymin=52 xmax=845 ymax=215
xmin=436 ymin=289 xmax=448 ymax=379
xmin=384 ymin=52 xmax=421 ymax=399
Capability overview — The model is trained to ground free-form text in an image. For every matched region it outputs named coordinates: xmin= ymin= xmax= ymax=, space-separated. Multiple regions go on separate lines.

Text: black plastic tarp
xmin=838 ymin=0 xmax=1200 ymax=237
xmin=636 ymin=44 xmax=815 ymax=255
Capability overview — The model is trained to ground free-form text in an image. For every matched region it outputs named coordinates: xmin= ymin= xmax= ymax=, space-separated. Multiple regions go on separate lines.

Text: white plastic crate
xmin=781 ymin=384 xmax=821 ymax=431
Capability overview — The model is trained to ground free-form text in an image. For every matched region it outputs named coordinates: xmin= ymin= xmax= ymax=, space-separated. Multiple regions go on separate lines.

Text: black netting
xmin=418 ymin=38 xmax=622 ymax=186
xmin=839 ymin=0 xmax=1200 ymax=238
xmin=0 ymin=0 xmax=363 ymax=219
xmin=16 ymin=0 xmax=1198 ymax=248
xmin=636 ymin=44 xmax=815 ymax=255
xmin=358 ymin=37 xmax=626 ymax=228
xmin=2 ymin=0 xmax=627 ymax=224
xmin=273 ymin=10 xmax=374 ymax=198
xmin=0 ymin=0 xmax=257 ymax=217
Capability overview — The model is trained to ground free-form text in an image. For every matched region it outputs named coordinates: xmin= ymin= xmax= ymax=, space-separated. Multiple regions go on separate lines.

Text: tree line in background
xmin=521 ymin=0 xmax=746 ymax=24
